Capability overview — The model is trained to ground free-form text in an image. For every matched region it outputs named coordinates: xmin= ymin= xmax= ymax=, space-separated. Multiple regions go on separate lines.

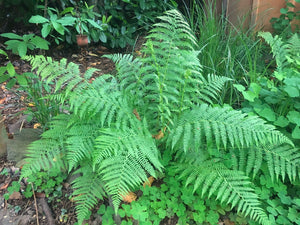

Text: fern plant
xmin=20 ymin=10 xmax=299 ymax=225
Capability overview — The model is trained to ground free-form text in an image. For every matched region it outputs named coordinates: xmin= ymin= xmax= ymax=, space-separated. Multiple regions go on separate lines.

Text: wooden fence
xmin=208 ymin=0 xmax=300 ymax=31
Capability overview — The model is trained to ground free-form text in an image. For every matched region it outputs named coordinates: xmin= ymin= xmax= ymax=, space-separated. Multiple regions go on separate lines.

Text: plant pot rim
xmin=76 ymin=35 xmax=89 ymax=47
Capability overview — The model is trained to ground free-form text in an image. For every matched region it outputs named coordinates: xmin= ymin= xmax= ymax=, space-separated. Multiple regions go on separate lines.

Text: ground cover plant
xmin=235 ymin=30 xmax=300 ymax=225
xmin=15 ymin=9 xmax=300 ymax=225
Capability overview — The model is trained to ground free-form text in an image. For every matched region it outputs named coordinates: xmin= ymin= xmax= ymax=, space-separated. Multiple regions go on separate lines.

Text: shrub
xmin=20 ymin=10 xmax=297 ymax=225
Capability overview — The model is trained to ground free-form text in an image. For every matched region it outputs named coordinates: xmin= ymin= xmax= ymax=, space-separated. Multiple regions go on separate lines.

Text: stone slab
xmin=7 ymin=129 xmax=42 ymax=164
xmin=0 ymin=116 xmax=7 ymax=157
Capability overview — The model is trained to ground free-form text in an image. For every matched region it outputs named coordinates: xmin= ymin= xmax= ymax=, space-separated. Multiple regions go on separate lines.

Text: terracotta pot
xmin=76 ymin=35 xmax=88 ymax=47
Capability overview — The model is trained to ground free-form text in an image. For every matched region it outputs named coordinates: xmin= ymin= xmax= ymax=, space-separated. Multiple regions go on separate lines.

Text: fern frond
xmin=71 ymin=166 xmax=105 ymax=225
xmin=20 ymin=139 xmax=65 ymax=179
xmin=20 ymin=114 xmax=70 ymax=179
xmin=177 ymin=160 xmax=270 ymax=224
xmin=168 ymin=104 xmax=293 ymax=152
xmin=197 ymin=74 xmax=232 ymax=104
xmin=66 ymin=122 xmax=101 ymax=172
xmin=104 ymin=54 xmax=142 ymax=91
xmin=93 ymin=127 xmax=163 ymax=211
xmin=136 ymin=10 xmax=205 ymax=129
xmin=149 ymin=9 xmax=198 ymax=49
xmin=258 ymin=32 xmax=289 ymax=71
xmin=262 ymin=144 xmax=300 ymax=182
xmin=230 ymin=144 xmax=300 ymax=182
xmin=23 ymin=55 xmax=98 ymax=101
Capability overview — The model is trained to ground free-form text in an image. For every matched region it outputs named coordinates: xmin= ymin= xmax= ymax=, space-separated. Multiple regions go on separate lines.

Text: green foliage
xmin=0 ymin=0 xmax=39 ymax=23
xmin=23 ymin=168 xmax=67 ymax=202
xmin=0 ymin=33 xmax=49 ymax=57
xmin=270 ymin=0 xmax=300 ymax=39
xmin=253 ymin=166 xmax=300 ymax=225
xmin=0 ymin=50 xmax=20 ymax=88
xmin=116 ymin=168 xmax=233 ymax=225
xmin=19 ymin=10 xmax=297 ymax=225
xmin=96 ymin=0 xmax=170 ymax=48
xmin=181 ymin=0 xmax=266 ymax=105
xmin=29 ymin=3 xmax=108 ymax=45
xmin=238 ymin=32 xmax=300 ymax=144
xmin=3 ymin=181 xmax=21 ymax=200
xmin=0 ymin=50 xmax=60 ymax=128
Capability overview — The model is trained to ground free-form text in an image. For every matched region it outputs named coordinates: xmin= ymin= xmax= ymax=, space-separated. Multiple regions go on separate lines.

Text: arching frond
xmin=23 ymin=55 xmax=97 ymax=100
xmin=71 ymin=165 xmax=106 ymax=225
xmin=168 ymin=104 xmax=293 ymax=152
xmin=66 ymin=122 xmax=101 ymax=172
xmin=231 ymin=144 xmax=300 ymax=182
xmin=197 ymin=74 xmax=232 ymax=104
xmin=176 ymin=160 xmax=271 ymax=225
xmin=93 ymin=126 xmax=163 ymax=211
xmin=20 ymin=114 xmax=70 ymax=179
xmin=104 ymin=53 xmax=142 ymax=92
xmin=262 ymin=144 xmax=300 ymax=182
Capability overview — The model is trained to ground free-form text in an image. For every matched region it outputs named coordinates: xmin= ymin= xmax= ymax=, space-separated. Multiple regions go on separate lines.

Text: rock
xmin=6 ymin=129 xmax=42 ymax=164
xmin=0 ymin=115 xmax=7 ymax=157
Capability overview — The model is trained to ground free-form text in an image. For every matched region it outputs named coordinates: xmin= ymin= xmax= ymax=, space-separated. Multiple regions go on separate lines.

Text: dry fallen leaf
xmin=9 ymin=191 xmax=22 ymax=200
xmin=33 ymin=123 xmax=41 ymax=129
xmin=88 ymin=52 xmax=98 ymax=57
xmin=143 ymin=176 xmax=155 ymax=188
xmin=27 ymin=102 xmax=35 ymax=107
xmin=0 ymin=183 xmax=9 ymax=190
xmin=121 ymin=191 xmax=137 ymax=203
xmin=0 ymin=97 xmax=6 ymax=104
xmin=152 ymin=130 xmax=164 ymax=140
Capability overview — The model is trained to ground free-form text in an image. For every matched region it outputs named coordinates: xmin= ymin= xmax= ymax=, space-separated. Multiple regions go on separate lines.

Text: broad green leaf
xmin=6 ymin=62 xmax=15 ymax=77
xmin=60 ymin=7 xmax=74 ymax=15
xmin=99 ymin=32 xmax=107 ymax=43
xmin=6 ymin=78 xmax=16 ymax=89
xmin=41 ymin=24 xmax=52 ymax=38
xmin=57 ymin=16 xmax=76 ymax=26
xmin=287 ymin=111 xmax=300 ymax=126
xmin=0 ymin=33 xmax=22 ymax=40
xmin=52 ymin=21 xmax=65 ymax=35
xmin=139 ymin=0 xmax=146 ymax=10
xmin=255 ymin=106 xmax=276 ymax=122
xmin=17 ymin=42 xmax=27 ymax=57
xmin=0 ymin=74 xmax=10 ymax=83
xmin=295 ymin=102 xmax=300 ymax=110
xmin=0 ymin=49 xmax=8 ymax=57
xmin=288 ymin=207 xmax=299 ymax=222
xmin=274 ymin=116 xmax=289 ymax=128
xmin=292 ymin=126 xmax=300 ymax=139
xmin=284 ymin=86 xmax=299 ymax=97
xmin=86 ymin=19 xmax=103 ymax=30
xmin=280 ymin=8 xmax=288 ymax=14
xmin=278 ymin=192 xmax=292 ymax=205
xmin=293 ymin=198 xmax=300 ymax=206
xmin=234 ymin=83 xmax=261 ymax=102
xmin=31 ymin=36 xmax=50 ymax=50
xmin=22 ymin=34 xmax=34 ymax=42
xmin=0 ymin=67 xmax=7 ymax=76
xmin=233 ymin=84 xmax=245 ymax=92
xmin=81 ymin=22 xmax=89 ymax=33
xmin=15 ymin=74 xmax=28 ymax=86
xmin=4 ymin=40 xmax=20 ymax=53
xmin=29 ymin=15 xmax=49 ymax=24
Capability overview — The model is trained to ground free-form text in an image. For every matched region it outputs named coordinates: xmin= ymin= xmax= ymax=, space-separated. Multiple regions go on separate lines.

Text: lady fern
xmin=20 ymin=9 xmax=299 ymax=225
